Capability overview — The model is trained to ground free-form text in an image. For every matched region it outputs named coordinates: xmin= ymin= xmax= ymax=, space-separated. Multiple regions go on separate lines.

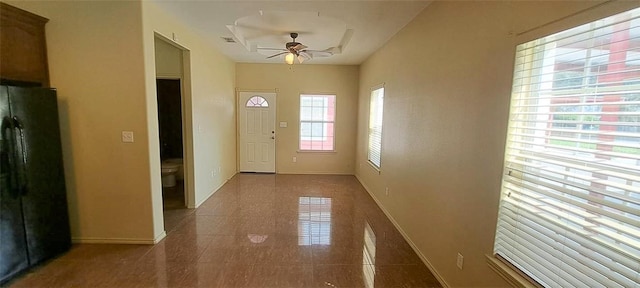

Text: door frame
xmin=153 ymin=35 xmax=195 ymax=211
xmin=236 ymin=88 xmax=278 ymax=173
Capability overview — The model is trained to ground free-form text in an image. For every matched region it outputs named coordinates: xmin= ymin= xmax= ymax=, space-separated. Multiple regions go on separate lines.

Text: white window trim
xmin=486 ymin=255 xmax=540 ymax=288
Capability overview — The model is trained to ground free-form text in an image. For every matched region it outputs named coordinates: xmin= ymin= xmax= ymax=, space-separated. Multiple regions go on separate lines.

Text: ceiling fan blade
xmin=266 ymin=51 xmax=288 ymax=59
xmin=292 ymin=44 xmax=308 ymax=51
xmin=298 ymin=51 xmax=313 ymax=64
xmin=257 ymin=47 xmax=287 ymax=51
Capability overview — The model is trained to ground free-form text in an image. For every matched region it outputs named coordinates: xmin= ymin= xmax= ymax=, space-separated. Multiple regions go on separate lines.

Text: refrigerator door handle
xmin=1 ymin=116 xmax=18 ymax=197
xmin=12 ymin=116 xmax=28 ymax=196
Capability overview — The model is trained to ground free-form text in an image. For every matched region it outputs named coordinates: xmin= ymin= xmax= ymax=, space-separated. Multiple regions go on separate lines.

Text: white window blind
xmin=299 ymin=94 xmax=335 ymax=151
xmin=494 ymin=7 xmax=640 ymax=287
xmin=368 ymin=86 xmax=384 ymax=168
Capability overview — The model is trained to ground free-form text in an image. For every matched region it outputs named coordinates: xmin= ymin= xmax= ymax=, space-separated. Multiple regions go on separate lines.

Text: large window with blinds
xmin=494 ymin=7 xmax=640 ymax=287
xmin=368 ymin=86 xmax=384 ymax=169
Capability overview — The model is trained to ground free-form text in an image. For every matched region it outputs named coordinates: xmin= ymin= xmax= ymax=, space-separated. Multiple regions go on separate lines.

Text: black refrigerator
xmin=0 ymin=85 xmax=71 ymax=284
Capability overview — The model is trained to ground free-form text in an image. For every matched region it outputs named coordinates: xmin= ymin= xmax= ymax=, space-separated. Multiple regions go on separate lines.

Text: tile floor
xmin=162 ymin=180 xmax=193 ymax=233
xmin=163 ymin=180 xmax=186 ymax=211
xmin=8 ymin=174 xmax=441 ymax=288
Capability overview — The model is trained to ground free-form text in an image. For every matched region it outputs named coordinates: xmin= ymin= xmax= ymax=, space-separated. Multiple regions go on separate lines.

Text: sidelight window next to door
xmin=299 ymin=94 xmax=336 ymax=151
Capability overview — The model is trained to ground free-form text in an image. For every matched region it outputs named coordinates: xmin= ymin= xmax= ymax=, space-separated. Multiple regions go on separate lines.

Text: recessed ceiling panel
xmin=152 ymin=1 xmax=432 ymax=65
xmin=228 ymin=11 xmax=349 ymax=57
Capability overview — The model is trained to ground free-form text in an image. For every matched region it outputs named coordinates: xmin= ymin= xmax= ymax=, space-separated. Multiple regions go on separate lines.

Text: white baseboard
xmin=354 ymin=174 xmax=450 ymax=288
xmin=153 ymin=231 xmax=167 ymax=243
xmin=276 ymin=171 xmax=354 ymax=175
xmin=193 ymin=175 xmax=233 ymax=208
xmin=71 ymin=236 xmax=160 ymax=245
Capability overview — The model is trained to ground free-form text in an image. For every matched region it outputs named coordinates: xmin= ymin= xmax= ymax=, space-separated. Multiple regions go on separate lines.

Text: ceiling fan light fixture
xmin=285 ymin=52 xmax=295 ymax=65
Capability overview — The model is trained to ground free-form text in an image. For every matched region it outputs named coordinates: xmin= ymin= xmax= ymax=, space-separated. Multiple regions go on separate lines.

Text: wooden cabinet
xmin=0 ymin=3 xmax=49 ymax=87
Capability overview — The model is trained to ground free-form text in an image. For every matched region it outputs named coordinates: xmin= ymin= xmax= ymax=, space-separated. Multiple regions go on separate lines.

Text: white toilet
xmin=164 ymin=158 xmax=183 ymax=180
xmin=161 ymin=159 xmax=183 ymax=187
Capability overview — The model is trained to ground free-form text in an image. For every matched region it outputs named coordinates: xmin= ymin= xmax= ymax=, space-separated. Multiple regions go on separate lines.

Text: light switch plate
xmin=279 ymin=121 xmax=288 ymax=128
xmin=122 ymin=131 xmax=134 ymax=143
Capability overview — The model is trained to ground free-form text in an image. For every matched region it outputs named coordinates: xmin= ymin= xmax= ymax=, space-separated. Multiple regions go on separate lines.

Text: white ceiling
xmin=152 ymin=1 xmax=432 ymax=65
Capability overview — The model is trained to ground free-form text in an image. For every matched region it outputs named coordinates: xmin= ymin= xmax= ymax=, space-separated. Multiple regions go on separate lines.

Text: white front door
xmin=239 ymin=92 xmax=276 ymax=173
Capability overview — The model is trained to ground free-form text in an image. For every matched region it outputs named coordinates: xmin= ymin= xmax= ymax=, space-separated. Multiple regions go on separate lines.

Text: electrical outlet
xmin=293 ymin=156 xmax=297 ymax=163
xmin=211 ymin=170 xmax=215 ymax=178
xmin=457 ymin=253 xmax=464 ymax=270
xmin=121 ymin=131 xmax=134 ymax=143
xmin=385 ymin=187 xmax=389 ymax=196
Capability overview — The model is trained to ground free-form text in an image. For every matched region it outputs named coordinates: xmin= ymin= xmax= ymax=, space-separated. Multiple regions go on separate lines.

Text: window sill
xmin=366 ymin=161 xmax=381 ymax=174
xmin=486 ymin=255 xmax=538 ymax=288
xmin=297 ymin=150 xmax=337 ymax=153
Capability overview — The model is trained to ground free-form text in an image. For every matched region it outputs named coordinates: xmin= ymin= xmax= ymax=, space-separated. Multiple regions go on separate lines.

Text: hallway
xmin=9 ymin=174 xmax=441 ymax=287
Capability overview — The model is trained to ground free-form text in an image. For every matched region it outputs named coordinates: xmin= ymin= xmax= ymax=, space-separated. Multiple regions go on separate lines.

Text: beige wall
xmin=355 ymin=1 xmax=640 ymax=287
xmin=154 ymin=38 xmax=182 ymax=78
xmin=4 ymin=0 xmax=238 ymax=243
xmin=236 ymin=64 xmax=358 ymax=174
xmin=8 ymin=1 xmax=638 ymax=282
xmin=142 ymin=1 xmax=237 ymax=239
xmin=4 ymin=1 xmax=156 ymax=242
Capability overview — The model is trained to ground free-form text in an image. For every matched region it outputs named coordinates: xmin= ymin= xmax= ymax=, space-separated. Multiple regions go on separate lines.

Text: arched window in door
xmin=246 ymin=96 xmax=269 ymax=107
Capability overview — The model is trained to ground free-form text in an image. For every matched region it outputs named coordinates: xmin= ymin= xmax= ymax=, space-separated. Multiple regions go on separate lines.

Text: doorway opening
xmin=157 ymin=79 xmax=184 ymax=210
xmin=154 ymin=35 xmax=194 ymax=233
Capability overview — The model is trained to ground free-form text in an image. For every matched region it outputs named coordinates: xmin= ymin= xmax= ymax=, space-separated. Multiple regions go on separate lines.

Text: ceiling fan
xmin=263 ymin=33 xmax=333 ymax=64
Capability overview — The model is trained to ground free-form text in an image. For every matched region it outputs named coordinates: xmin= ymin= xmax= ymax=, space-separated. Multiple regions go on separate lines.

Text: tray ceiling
xmin=152 ymin=1 xmax=432 ymax=65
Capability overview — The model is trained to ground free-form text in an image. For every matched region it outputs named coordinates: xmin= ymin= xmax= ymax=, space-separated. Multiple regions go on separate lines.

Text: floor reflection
xmin=363 ymin=221 xmax=376 ymax=288
xmin=8 ymin=174 xmax=442 ymax=288
xmin=247 ymin=234 xmax=268 ymax=244
xmin=298 ymin=196 xmax=332 ymax=245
